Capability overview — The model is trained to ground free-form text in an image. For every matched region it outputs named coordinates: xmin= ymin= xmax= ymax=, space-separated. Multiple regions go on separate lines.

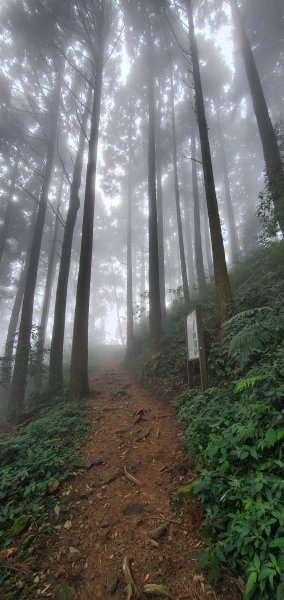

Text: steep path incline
xmin=36 ymin=347 xmax=239 ymax=600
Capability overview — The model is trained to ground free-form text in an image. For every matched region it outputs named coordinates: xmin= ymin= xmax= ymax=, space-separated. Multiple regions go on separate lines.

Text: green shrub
xmin=0 ymin=399 xmax=90 ymax=592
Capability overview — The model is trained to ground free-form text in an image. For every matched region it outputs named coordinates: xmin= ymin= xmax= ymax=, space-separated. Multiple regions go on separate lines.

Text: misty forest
xmin=0 ymin=0 xmax=284 ymax=598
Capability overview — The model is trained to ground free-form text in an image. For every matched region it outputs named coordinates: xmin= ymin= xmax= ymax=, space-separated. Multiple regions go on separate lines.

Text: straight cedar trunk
xmin=0 ymin=150 xmax=20 ymax=267
xmin=9 ymin=64 xmax=62 ymax=420
xmin=155 ymin=93 xmax=166 ymax=321
xmin=112 ymin=270 xmax=124 ymax=346
xmin=230 ymin=0 xmax=284 ymax=234
xmin=140 ymin=227 xmax=146 ymax=318
xmin=202 ymin=196 xmax=214 ymax=278
xmin=186 ymin=0 xmax=232 ymax=321
xmin=215 ymin=110 xmax=239 ymax=263
xmin=170 ymin=70 xmax=190 ymax=308
xmin=69 ymin=37 xmax=105 ymax=399
xmin=49 ymin=90 xmax=91 ymax=394
xmin=35 ymin=174 xmax=64 ymax=386
xmin=147 ymin=29 xmax=163 ymax=346
xmin=2 ymin=208 xmax=37 ymax=385
xmin=190 ymin=115 xmax=206 ymax=294
xmin=126 ymin=108 xmax=135 ymax=356
xmin=182 ymin=195 xmax=195 ymax=290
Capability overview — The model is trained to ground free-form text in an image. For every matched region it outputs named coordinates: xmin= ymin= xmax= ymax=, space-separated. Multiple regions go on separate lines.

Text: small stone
xmin=80 ymin=458 xmax=103 ymax=469
xmin=55 ymin=581 xmax=77 ymax=600
xmin=99 ymin=521 xmax=110 ymax=528
xmin=64 ymin=521 xmax=72 ymax=530
xmin=68 ymin=547 xmax=81 ymax=562
xmin=99 ymin=470 xmax=117 ymax=484
xmin=48 ymin=479 xmax=60 ymax=494
xmin=34 ymin=575 xmax=40 ymax=584
xmin=122 ymin=503 xmax=146 ymax=516
xmin=108 ymin=573 xmax=119 ymax=594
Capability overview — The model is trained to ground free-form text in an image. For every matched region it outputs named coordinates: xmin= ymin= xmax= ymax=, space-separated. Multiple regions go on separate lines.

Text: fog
xmin=0 ymin=0 xmax=283 ymax=411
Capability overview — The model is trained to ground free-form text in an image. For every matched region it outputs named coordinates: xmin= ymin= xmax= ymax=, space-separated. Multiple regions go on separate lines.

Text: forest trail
xmin=36 ymin=347 xmax=239 ymax=600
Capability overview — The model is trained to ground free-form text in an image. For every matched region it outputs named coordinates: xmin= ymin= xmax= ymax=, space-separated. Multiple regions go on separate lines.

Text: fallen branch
xmin=143 ymin=583 xmax=174 ymax=598
xmin=148 ymin=522 xmax=169 ymax=540
xmin=124 ymin=467 xmax=142 ymax=487
xmin=122 ymin=556 xmax=140 ymax=598
xmin=160 ymin=458 xmax=188 ymax=474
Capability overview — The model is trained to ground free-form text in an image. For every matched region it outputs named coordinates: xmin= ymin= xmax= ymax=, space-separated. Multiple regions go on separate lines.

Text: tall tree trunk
xmin=215 ymin=110 xmax=239 ymax=263
xmin=186 ymin=0 xmax=232 ymax=321
xmin=2 ymin=207 xmax=37 ymax=385
xmin=9 ymin=64 xmax=62 ymax=420
xmin=182 ymin=197 xmax=195 ymax=289
xmin=112 ymin=269 xmax=124 ymax=346
xmin=126 ymin=107 xmax=135 ymax=356
xmin=170 ymin=69 xmax=190 ymax=308
xmin=140 ymin=225 xmax=146 ymax=319
xmin=230 ymin=0 xmax=284 ymax=234
xmin=0 ymin=150 xmax=20 ymax=267
xmin=202 ymin=195 xmax=214 ymax=277
xmin=49 ymin=89 xmax=91 ymax=394
xmin=35 ymin=173 xmax=63 ymax=386
xmin=155 ymin=92 xmax=166 ymax=321
xmin=190 ymin=115 xmax=206 ymax=294
xmin=69 ymin=35 xmax=105 ymax=399
xmin=147 ymin=29 xmax=163 ymax=346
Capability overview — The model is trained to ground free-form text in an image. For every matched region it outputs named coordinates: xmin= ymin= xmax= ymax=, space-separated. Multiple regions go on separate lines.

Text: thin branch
xmin=103 ymin=25 xmax=124 ymax=66
xmin=17 ymin=180 xmax=40 ymax=205
xmin=183 ymin=154 xmax=203 ymax=165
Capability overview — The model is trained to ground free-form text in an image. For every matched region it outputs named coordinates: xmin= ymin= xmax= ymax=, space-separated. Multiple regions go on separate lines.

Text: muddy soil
xmin=34 ymin=347 xmax=240 ymax=600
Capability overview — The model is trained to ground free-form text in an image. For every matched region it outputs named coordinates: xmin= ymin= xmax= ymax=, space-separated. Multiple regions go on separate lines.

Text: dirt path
xmin=36 ymin=348 xmax=239 ymax=600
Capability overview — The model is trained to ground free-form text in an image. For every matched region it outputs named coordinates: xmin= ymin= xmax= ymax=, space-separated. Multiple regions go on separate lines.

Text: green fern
xmin=225 ymin=307 xmax=273 ymax=327
xmin=226 ymin=307 xmax=284 ymax=367
xmin=235 ymin=375 xmax=265 ymax=392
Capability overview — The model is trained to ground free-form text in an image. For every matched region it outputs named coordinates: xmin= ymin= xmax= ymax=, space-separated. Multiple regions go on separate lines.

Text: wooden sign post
xmin=185 ymin=304 xmax=208 ymax=392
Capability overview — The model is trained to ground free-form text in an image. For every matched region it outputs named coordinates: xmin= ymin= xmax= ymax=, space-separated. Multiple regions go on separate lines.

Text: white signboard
xmin=186 ymin=310 xmax=199 ymax=361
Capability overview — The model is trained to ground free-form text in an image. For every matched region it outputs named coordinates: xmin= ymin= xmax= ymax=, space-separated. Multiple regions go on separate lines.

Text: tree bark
xmin=126 ymin=107 xmax=135 ymax=356
xmin=190 ymin=115 xmax=206 ymax=294
xmin=147 ymin=29 xmax=163 ymax=346
xmin=35 ymin=173 xmax=63 ymax=386
xmin=215 ymin=109 xmax=240 ymax=263
xmin=230 ymin=0 xmax=284 ymax=234
xmin=1 ymin=208 xmax=37 ymax=386
xmin=202 ymin=194 xmax=214 ymax=278
xmin=0 ymin=150 xmax=20 ymax=267
xmin=49 ymin=89 xmax=91 ymax=395
xmin=182 ymin=195 xmax=195 ymax=290
xmin=186 ymin=0 xmax=232 ymax=321
xmin=9 ymin=63 xmax=62 ymax=420
xmin=69 ymin=36 xmax=105 ymax=399
xmin=155 ymin=91 xmax=166 ymax=321
xmin=170 ymin=70 xmax=190 ymax=307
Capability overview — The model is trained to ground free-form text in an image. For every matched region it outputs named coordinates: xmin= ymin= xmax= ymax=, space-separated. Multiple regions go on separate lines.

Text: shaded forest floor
xmin=30 ymin=347 xmax=240 ymax=600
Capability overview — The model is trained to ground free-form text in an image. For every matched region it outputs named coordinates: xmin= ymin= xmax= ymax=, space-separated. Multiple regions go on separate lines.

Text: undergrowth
xmin=135 ymin=241 xmax=284 ymax=599
xmin=0 ymin=399 xmax=90 ymax=597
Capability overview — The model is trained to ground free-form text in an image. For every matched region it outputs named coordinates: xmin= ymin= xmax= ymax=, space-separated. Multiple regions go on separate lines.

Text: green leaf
xmin=244 ymin=572 xmax=257 ymax=598
xmin=270 ymin=537 xmax=284 ymax=550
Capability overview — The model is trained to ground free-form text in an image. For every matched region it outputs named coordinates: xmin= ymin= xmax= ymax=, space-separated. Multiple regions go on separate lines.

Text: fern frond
xmin=235 ymin=375 xmax=265 ymax=392
xmin=225 ymin=307 xmax=273 ymax=328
